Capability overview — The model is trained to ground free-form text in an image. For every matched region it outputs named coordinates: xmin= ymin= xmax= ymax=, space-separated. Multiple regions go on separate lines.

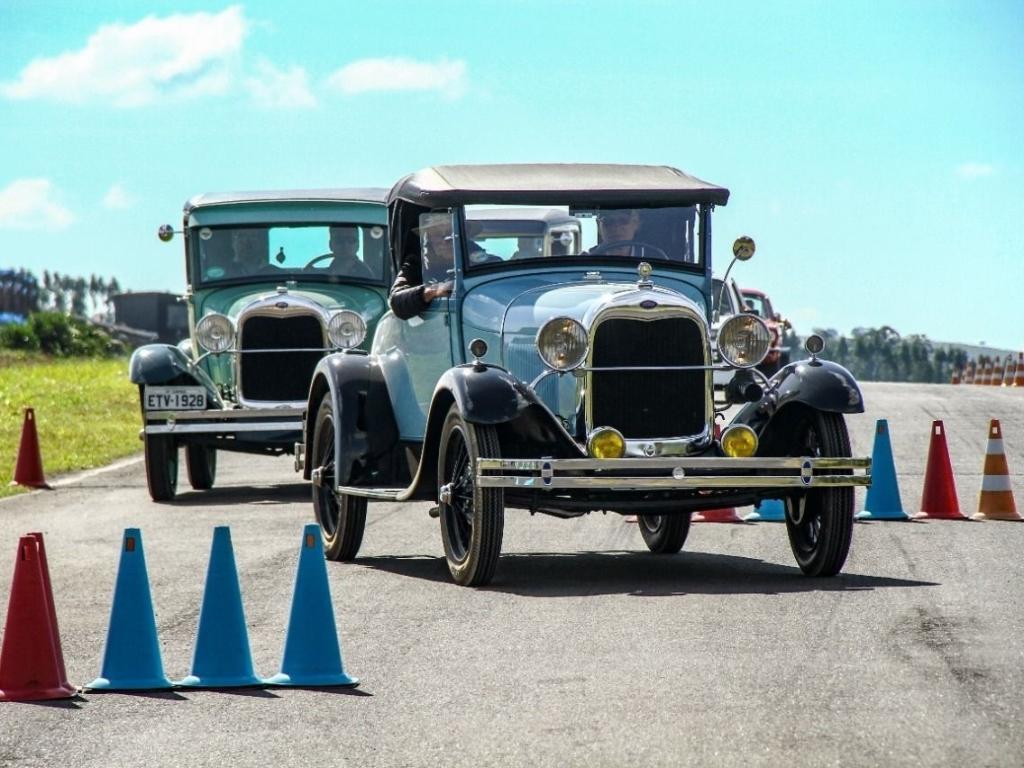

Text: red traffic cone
xmin=10 ymin=408 xmax=52 ymax=490
xmin=972 ymin=420 xmax=1020 ymax=521
xmin=950 ymin=367 xmax=961 ymax=385
xmin=1014 ymin=353 xmax=1024 ymax=387
xmin=914 ymin=420 xmax=967 ymax=520
xmin=0 ymin=535 xmax=75 ymax=701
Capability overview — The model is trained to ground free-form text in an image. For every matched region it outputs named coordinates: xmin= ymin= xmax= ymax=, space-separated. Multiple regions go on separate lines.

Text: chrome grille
xmin=589 ymin=316 xmax=706 ymax=439
xmin=239 ymin=314 xmax=323 ymax=401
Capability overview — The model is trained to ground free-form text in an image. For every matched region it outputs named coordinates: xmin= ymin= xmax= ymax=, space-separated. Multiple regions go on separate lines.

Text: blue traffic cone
xmin=744 ymin=498 xmax=786 ymax=522
xmin=857 ymin=419 xmax=908 ymax=520
xmin=265 ymin=524 xmax=358 ymax=687
xmin=85 ymin=529 xmax=172 ymax=690
xmin=176 ymin=527 xmax=265 ymax=688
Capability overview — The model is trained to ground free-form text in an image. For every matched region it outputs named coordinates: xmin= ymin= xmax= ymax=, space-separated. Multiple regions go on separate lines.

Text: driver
xmin=596 ymin=210 xmax=641 ymax=256
xmin=389 ymin=215 xmax=455 ymax=319
xmin=323 ymin=226 xmax=374 ymax=278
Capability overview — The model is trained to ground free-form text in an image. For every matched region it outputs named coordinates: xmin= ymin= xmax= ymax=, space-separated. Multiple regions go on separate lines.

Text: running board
xmin=309 ymin=467 xmax=410 ymax=501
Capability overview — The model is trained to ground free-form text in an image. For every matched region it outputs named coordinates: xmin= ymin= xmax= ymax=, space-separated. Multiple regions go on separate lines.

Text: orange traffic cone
xmin=991 ymin=357 xmax=1004 ymax=386
xmin=1002 ymin=356 xmax=1017 ymax=387
xmin=963 ymin=363 xmax=975 ymax=385
xmin=914 ymin=420 xmax=967 ymax=520
xmin=10 ymin=408 xmax=52 ymax=490
xmin=1014 ymin=353 xmax=1024 ymax=386
xmin=950 ymin=367 xmax=961 ymax=385
xmin=980 ymin=360 xmax=993 ymax=385
xmin=972 ymin=420 xmax=1020 ymax=521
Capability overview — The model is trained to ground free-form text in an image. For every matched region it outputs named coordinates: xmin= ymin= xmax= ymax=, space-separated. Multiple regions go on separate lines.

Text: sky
xmin=1 ymin=0 xmax=1022 ymax=349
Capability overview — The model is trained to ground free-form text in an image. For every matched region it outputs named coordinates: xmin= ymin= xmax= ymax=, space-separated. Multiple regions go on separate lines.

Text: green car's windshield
xmin=461 ymin=204 xmax=702 ymax=269
xmin=192 ymin=223 xmax=387 ymax=286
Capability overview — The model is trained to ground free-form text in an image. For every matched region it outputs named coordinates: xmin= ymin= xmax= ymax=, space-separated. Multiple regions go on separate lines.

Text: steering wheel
xmin=304 ymin=253 xmax=334 ymax=269
xmin=589 ymin=240 xmax=670 ymax=260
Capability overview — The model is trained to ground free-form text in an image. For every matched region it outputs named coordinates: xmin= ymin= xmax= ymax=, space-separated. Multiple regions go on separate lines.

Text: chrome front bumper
xmin=474 ymin=456 xmax=871 ymax=490
xmin=141 ymin=407 xmax=304 ymax=436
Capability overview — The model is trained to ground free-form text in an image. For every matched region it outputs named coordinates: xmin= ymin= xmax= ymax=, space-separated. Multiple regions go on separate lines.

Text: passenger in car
xmin=230 ymin=229 xmax=279 ymax=276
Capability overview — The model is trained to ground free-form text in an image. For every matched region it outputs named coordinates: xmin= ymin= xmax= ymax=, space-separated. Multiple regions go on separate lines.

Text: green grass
xmin=1 ymin=353 xmax=139 ymax=498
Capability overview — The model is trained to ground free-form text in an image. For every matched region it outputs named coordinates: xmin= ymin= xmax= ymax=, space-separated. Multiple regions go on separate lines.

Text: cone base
xmin=0 ymin=682 xmax=76 ymax=701
xmin=856 ymin=509 xmax=910 ymax=521
xmin=912 ymin=511 xmax=970 ymax=521
xmin=84 ymin=676 xmax=174 ymax=691
xmin=971 ymin=512 xmax=1023 ymax=521
xmin=175 ymin=674 xmax=268 ymax=688
xmin=692 ymin=508 xmax=747 ymax=523
xmin=744 ymin=500 xmax=786 ymax=522
xmin=7 ymin=479 xmax=53 ymax=490
xmin=264 ymin=671 xmax=358 ymax=688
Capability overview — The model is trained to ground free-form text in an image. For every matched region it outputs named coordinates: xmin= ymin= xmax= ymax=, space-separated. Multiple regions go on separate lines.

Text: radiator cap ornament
xmin=637 ymin=262 xmax=653 ymax=287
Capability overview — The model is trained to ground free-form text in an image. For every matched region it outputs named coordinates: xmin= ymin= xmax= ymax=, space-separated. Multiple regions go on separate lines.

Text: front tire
xmin=311 ymin=397 xmax=367 ymax=561
xmin=144 ymin=434 xmax=178 ymax=502
xmin=638 ymin=514 xmax=691 ymax=554
xmin=185 ymin=444 xmax=216 ymax=490
xmin=437 ymin=405 xmax=504 ymax=586
xmin=782 ymin=409 xmax=854 ymax=577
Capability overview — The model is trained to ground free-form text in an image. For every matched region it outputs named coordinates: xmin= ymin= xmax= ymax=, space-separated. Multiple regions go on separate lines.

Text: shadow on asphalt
xmin=353 ymin=551 xmax=938 ymax=597
xmin=167 ymin=483 xmax=310 ymax=507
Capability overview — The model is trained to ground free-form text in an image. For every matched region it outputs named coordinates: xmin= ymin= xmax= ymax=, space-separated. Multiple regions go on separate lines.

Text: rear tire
xmin=438 ymin=405 xmax=504 ymax=586
xmin=782 ymin=409 xmax=854 ymax=577
xmin=185 ymin=444 xmax=216 ymax=490
xmin=144 ymin=434 xmax=178 ymax=502
xmin=311 ymin=397 xmax=367 ymax=561
xmin=638 ymin=514 xmax=691 ymax=554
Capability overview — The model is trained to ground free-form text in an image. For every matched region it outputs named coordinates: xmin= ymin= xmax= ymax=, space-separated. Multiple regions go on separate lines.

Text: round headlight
xmin=721 ymin=424 xmax=758 ymax=457
xmin=537 ymin=316 xmax=588 ymax=371
xmin=717 ymin=314 xmax=771 ymax=368
xmin=587 ymin=427 xmax=626 ymax=459
xmin=195 ymin=313 xmax=234 ymax=353
xmin=328 ymin=310 xmax=367 ymax=349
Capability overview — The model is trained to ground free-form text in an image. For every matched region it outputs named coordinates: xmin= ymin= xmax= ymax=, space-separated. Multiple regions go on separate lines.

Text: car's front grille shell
xmin=239 ymin=314 xmax=324 ymax=402
xmin=588 ymin=316 xmax=706 ymax=439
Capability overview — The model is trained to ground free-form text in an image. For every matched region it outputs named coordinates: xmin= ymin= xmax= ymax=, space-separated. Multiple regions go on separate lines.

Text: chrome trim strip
xmin=144 ymin=407 xmax=305 ymax=420
xmin=477 ymin=457 xmax=871 ymax=471
xmin=476 ymin=475 xmax=871 ymax=490
xmin=332 ymin=486 xmax=407 ymax=500
xmin=145 ymin=421 xmax=303 ymax=435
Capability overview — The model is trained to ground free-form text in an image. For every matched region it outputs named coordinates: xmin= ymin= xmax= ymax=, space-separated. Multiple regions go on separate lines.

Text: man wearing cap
xmin=389 ymin=214 xmax=456 ymax=320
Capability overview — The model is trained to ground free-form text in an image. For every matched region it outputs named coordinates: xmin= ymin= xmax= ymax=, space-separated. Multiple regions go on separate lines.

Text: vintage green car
xmin=299 ymin=165 xmax=871 ymax=586
xmin=130 ymin=188 xmax=389 ymax=501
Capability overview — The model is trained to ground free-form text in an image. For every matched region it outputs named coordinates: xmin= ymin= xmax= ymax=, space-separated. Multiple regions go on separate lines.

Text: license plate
xmin=144 ymin=386 xmax=207 ymax=411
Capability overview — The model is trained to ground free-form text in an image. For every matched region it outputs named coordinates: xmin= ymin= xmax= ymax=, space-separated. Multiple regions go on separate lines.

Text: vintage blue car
xmin=299 ymin=165 xmax=871 ymax=586
xmin=131 ymin=188 xmax=389 ymax=501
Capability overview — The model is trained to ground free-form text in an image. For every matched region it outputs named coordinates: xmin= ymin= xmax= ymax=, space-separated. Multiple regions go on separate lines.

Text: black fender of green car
xmin=731 ymin=357 xmax=865 ymax=437
xmin=128 ymin=344 xmax=223 ymax=408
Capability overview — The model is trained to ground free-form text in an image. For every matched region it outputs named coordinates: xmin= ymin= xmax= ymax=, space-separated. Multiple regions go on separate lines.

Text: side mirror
xmin=732 ymin=236 xmax=755 ymax=261
xmin=157 ymin=224 xmax=176 ymax=243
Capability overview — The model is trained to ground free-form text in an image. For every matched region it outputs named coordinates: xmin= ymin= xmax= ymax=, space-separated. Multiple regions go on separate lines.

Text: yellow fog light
xmin=721 ymin=425 xmax=758 ymax=457
xmin=587 ymin=427 xmax=625 ymax=459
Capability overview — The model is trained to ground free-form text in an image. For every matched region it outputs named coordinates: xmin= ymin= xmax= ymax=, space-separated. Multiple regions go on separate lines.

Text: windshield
xmin=742 ymin=292 xmax=772 ymax=318
xmin=462 ymin=204 xmax=702 ymax=268
xmin=191 ymin=223 xmax=387 ymax=286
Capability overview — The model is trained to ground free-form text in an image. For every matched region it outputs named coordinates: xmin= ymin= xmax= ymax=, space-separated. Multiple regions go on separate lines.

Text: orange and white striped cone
xmin=963 ymin=363 xmax=976 ymax=385
xmin=950 ymin=367 xmax=961 ymax=385
xmin=991 ymin=357 xmax=1004 ymax=386
xmin=1015 ymin=353 xmax=1024 ymax=387
xmin=976 ymin=361 xmax=988 ymax=385
xmin=1002 ymin=356 xmax=1017 ymax=387
xmin=972 ymin=420 xmax=1020 ymax=521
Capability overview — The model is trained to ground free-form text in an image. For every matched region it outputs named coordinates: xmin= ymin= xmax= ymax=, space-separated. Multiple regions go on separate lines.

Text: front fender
xmin=304 ymin=351 xmax=398 ymax=483
xmin=128 ymin=344 xmax=222 ymax=407
xmin=731 ymin=358 xmax=864 ymax=435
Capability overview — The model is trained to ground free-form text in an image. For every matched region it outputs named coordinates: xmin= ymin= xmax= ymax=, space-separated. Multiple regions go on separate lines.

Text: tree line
xmin=787 ymin=326 xmax=972 ymax=384
xmin=0 ymin=268 xmax=121 ymax=319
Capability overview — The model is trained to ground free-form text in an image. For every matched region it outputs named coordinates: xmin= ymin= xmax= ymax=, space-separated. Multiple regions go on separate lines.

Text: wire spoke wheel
xmin=783 ymin=407 xmax=854 ymax=577
xmin=438 ymin=405 xmax=504 ymax=586
xmin=312 ymin=397 xmax=366 ymax=561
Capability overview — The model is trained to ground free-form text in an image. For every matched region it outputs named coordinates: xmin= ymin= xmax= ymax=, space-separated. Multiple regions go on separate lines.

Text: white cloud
xmin=246 ymin=59 xmax=316 ymax=108
xmin=102 ymin=183 xmax=133 ymax=210
xmin=956 ymin=162 xmax=995 ymax=179
xmin=0 ymin=6 xmax=247 ymax=107
xmin=0 ymin=179 xmax=75 ymax=230
xmin=327 ymin=57 xmax=467 ymax=99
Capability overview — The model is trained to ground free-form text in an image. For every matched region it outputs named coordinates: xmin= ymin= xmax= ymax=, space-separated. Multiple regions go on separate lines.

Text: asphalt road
xmin=1 ymin=382 xmax=1023 ymax=767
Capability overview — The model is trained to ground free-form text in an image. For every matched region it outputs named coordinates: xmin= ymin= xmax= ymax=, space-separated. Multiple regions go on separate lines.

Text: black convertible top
xmin=184 ymin=188 xmax=388 ymax=213
xmin=388 ymin=164 xmax=730 ymax=207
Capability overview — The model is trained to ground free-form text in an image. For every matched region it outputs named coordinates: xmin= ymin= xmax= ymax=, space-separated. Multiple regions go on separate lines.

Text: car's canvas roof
xmin=389 ymin=164 xmax=730 ymax=207
xmin=184 ymin=188 xmax=388 ymax=213
xmin=467 ymin=207 xmax=579 ymax=225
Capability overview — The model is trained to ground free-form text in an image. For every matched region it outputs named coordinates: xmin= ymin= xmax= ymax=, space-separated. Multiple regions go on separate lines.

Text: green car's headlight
xmin=537 ymin=316 xmax=588 ymax=371
xmin=717 ymin=314 xmax=771 ymax=368
xmin=328 ymin=310 xmax=367 ymax=349
xmin=195 ymin=313 xmax=234 ymax=353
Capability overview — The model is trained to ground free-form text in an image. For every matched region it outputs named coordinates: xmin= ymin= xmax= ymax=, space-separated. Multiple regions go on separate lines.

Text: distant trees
xmin=36 ymin=270 xmax=122 ymax=320
xmin=789 ymin=326 xmax=972 ymax=383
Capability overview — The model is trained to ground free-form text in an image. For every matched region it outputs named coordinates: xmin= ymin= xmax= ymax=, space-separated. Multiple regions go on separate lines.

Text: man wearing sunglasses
xmin=596 ymin=209 xmax=642 ymax=256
